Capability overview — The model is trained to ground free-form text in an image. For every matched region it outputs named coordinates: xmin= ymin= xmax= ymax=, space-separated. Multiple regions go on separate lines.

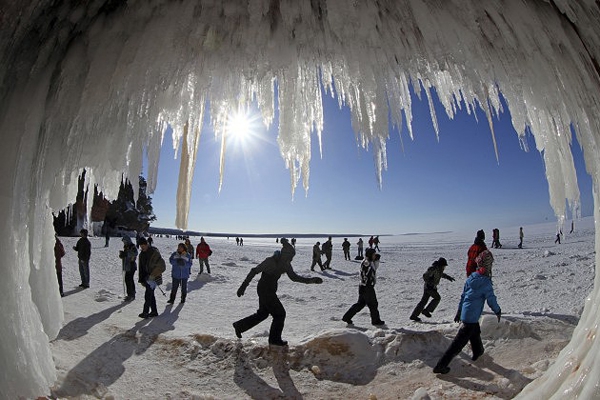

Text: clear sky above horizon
xmin=147 ymin=87 xmax=593 ymax=236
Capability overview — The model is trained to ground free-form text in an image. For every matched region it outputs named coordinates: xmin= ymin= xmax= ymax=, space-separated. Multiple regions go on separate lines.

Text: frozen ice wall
xmin=1 ymin=0 xmax=600 ymax=397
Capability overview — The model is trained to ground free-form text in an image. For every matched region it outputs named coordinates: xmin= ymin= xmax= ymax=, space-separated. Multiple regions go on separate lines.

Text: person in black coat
xmin=73 ymin=229 xmax=91 ymax=288
xmin=409 ymin=257 xmax=455 ymax=322
xmin=233 ymin=239 xmax=323 ymax=346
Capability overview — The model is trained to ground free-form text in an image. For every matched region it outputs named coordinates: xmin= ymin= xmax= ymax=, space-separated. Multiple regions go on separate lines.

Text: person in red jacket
xmin=466 ymin=230 xmax=487 ymax=277
xmin=195 ymin=237 xmax=212 ymax=274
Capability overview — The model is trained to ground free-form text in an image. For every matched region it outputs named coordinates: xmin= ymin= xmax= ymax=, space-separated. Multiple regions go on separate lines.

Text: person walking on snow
xmin=433 ymin=250 xmax=501 ymax=374
xmin=195 ymin=237 xmax=212 ymax=274
xmin=518 ymin=227 xmax=524 ymax=249
xmin=137 ymin=238 xmax=166 ymax=319
xmin=466 ymin=229 xmax=487 ymax=277
xmin=409 ymin=257 xmax=455 ymax=322
xmin=119 ymin=236 xmax=138 ymax=301
xmin=342 ymin=238 xmax=351 ymax=260
xmin=357 ymin=238 xmax=364 ymax=258
xmin=373 ymin=236 xmax=380 ymax=251
xmin=310 ymin=241 xmax=324 ymax=271
xmin=168 ymin=243 xmax=192 ymax=304
xmin=233 ymin=239 xmax=323 ymax=346
xmin=321 ymin=236 xmax=333 ymax=269
xmin=73 ymin=228 xmax=91 ymax=288
xmin=341 ymin=248 xmax=385 ymax=327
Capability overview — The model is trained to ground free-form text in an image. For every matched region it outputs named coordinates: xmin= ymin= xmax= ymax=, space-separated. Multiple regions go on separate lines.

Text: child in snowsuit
xmin=233 ymin=240 xmax=323 ymax=346
xmin=409 ymin=257 xmax=455 ymax=322
xmin=341 ymin=248 xmax=385 ymax=326
xmin=433 ymin=250 xmax=501 ymax=374
xmin=168 ymin=243 xmax=192 ymax=304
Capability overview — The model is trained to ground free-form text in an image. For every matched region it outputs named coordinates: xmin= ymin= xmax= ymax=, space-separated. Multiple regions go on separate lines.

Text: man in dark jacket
xmin=321 ymin=236 xmax=333 ymax=269
xmin=310 ymin=241 xmax=324 ymax=271
xmin=233 ymin=239 xmax=323 ymax=346
xmin=433 ymin=252 xmax=501 ymax=374
xmin=466 ymin=229 xmax=487 ymax=276
xmin=73 ymin=229 xmax=91 ymax=288
xmin=410 ymin=257 xmax=455 ymax=322
xmin=138 ymin=238 xmax=166 ymax=318
xmin=341 ymin=248 xmax=385 ymax=326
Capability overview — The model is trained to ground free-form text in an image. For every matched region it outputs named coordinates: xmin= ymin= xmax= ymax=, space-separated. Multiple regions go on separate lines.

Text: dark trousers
xmin=357 ymin=248 xmax=363 ymax=257
xmin=234 ymin=291 xmax=286 ymax=343
xmin=435 ymin=322 xmax=484 ymax=369
xmin=169 ymin=278 xmax=188 ymax=301
xmin=342 ymin=285 xmax=382 ymax=324
xmin=56 ymin=268 xmax=63 ymax=295
xmin=310 ymin=258 xmax=323 ymax=270
xmin=198 ymin=258 xmax=211 ymax=274
xmin=78 ymin=259 xmax=90 ymax=286
xmin=142 ymin=282 xmax=158 ymax=314
xmin=323 ymin=254 xmax=332 ymax=269
xmin=410 ymin=287 xmax=441 ymax=317
xmin=124 ymin=270 xmax=136 ymax=298
xmin=343 ymin=249 xmax=350 ymax=260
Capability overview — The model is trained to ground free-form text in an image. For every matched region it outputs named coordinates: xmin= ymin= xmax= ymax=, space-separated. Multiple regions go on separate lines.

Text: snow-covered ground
xmin=49 ymin=217 xmax=595 ymax=399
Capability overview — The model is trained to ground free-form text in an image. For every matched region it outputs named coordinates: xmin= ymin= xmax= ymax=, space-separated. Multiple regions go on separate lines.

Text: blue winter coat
xmin=458 ymin=271 xmax=501 ymax=323
xmin=169 ymin=251 xmax=192 ymax=279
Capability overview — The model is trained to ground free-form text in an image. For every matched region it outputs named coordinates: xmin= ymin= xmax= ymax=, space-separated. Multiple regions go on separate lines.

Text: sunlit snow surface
xmin=1 ymin=0 xmax=600 ymax=398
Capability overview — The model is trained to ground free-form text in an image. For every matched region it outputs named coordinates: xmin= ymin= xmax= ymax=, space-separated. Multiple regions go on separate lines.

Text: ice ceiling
xmin=1 ymin=0 xmax=600 ymax=397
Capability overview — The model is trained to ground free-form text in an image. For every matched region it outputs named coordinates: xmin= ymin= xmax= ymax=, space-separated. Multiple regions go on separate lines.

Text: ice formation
xmin=0 ymin=0 xmax=600 ymax=397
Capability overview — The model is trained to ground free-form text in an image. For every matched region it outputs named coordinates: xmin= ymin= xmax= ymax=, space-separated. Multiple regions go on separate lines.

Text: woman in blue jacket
xmin=433 ymin=250 xmax=501 ymax=374
xmin=167 ymin=243 xmax=192 ymax=304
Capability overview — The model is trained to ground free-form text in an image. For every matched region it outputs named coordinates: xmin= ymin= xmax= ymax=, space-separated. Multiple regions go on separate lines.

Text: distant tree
xmin=54 ymin=172 xmax=156 ymax=235
xmin=107 ymin=175 xmax=156 ymax=232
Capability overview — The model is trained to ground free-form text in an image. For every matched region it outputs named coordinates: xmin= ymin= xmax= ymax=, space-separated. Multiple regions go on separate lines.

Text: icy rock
xmin=411 ymin=387 xmax=431 ymax=400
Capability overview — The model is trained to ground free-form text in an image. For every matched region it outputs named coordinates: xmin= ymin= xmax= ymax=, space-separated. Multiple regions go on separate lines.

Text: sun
xmin=226 ymin=108 xmax=255 ymax=141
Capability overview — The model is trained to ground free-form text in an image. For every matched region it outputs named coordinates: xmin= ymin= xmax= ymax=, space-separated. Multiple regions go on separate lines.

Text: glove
xmin=311 ymin=277 xmax=323 ymax=284
xmin=448 ymin=276 xmax=455 ymax=282
xmin=236 ymin=286 xmax=245 ymax=297
xmin=496 ymin=309 xmax=502 ymax=323
xmin=454 ymin=311 xmax=461 ymax=323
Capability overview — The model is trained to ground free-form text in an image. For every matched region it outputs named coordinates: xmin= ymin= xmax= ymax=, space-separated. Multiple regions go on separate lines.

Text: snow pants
xmin=343 ymin=285 xmax=382 ymax=324
xmin=435 ymin=322 xmax=484 ymax=369
xmin=234 ymin=290 xmax=286 ymax=344
xmin=410 ymin=287 xmax=441 ymax=318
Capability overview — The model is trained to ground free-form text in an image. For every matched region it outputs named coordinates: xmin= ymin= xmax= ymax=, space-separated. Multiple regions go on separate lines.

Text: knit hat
xmin=280 ymin=242 xmax=296 ymax=261
xmin=122 ymin=236 xmax=132 ymax=244
xmin=476 ymin=250 xmax=493 ymax=276
xmin=138 ymin=237 xmax=148 ymax=246
xmin=476 ymin=230 xmax=485 ymax=241
xmin=437 ymin=257 xmax=448 ymax=267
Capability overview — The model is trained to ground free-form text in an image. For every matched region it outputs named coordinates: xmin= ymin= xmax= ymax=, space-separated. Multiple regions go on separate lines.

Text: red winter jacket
xmin=196 ymin=241 xmax=211 ymax=259
xmin=466 ymin=239 xmax=487 ymax=277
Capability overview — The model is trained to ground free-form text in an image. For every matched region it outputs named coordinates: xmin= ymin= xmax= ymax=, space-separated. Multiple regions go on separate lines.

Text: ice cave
xmin=1 ymin=0 xmax=600 ymax=398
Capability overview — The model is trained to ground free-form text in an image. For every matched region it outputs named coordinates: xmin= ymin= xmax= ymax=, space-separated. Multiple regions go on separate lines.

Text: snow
xmin=48 ymin=218 xmax=594 ymax=398
xmin=0 ymin=0 xmax=600 ymax=398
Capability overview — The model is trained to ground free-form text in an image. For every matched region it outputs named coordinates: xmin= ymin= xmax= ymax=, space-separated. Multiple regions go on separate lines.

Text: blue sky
xmin=148 ymin=89 xmax=592 ymax=236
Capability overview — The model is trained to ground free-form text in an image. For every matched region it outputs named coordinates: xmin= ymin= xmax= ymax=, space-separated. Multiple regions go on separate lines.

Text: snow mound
xmin=481 ymin=315 xmax=539 ymax=340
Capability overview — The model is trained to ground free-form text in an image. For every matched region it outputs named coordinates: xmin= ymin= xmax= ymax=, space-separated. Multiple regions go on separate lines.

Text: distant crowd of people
xmin=53 ymin=222 xmax=575 ymax=374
